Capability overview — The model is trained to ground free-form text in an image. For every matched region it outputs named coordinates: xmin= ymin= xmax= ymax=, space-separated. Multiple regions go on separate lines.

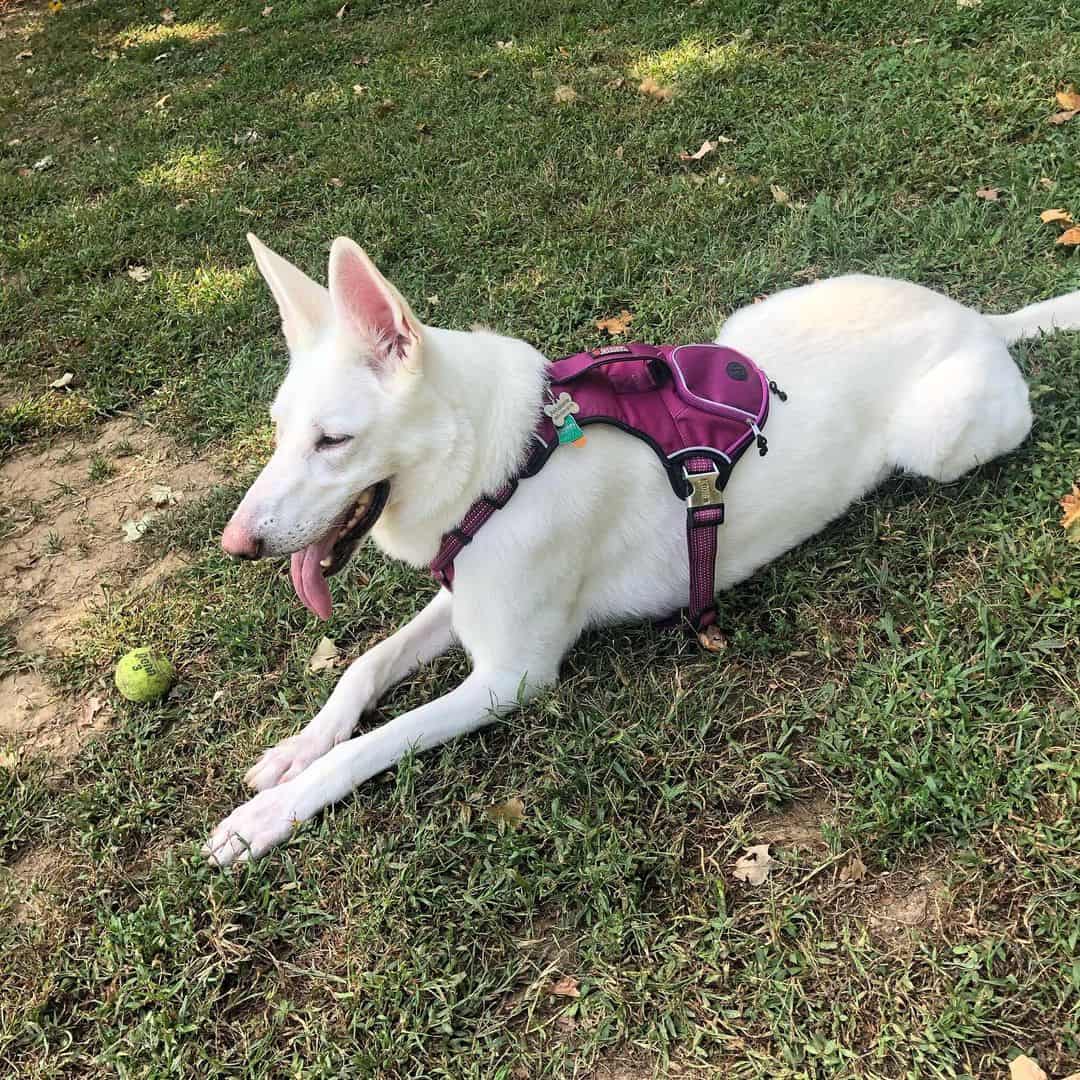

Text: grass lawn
xmin=2 ymin=0 xmax=1080 ymax=1075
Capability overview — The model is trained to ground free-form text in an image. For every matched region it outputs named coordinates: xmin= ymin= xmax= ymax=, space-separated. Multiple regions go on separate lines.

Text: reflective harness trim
xmin=429 ymin=342 xmax=782 ymax=633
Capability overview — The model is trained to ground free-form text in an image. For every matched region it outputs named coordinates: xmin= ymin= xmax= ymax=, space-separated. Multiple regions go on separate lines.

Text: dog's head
xmin=222 ymin=234 xmax=425 ymax=619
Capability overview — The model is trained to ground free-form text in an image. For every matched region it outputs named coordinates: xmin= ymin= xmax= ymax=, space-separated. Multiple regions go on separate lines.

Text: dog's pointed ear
xmin=327 ymin=237 xmax=422 ymax=372
xmin=247 ymin=233 xmax=330 ymax=353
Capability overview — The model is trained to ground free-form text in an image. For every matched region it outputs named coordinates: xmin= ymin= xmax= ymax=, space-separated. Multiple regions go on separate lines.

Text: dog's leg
xmin=244 ymin=589 xmax=455 ymax=792
xmin=204 ymin=662 xmax=554 ymax=867
xmin=887 ymin=341 xmax=1032 ymax=483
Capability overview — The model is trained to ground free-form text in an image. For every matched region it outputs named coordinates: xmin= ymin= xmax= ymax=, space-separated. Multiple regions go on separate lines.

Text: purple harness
xmin=430 ymin=342 xmax=785 ymax=632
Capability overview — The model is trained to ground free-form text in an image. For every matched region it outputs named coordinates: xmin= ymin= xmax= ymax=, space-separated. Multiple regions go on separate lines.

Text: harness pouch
xmin=667 ymin=344 xmax=769 ymax=423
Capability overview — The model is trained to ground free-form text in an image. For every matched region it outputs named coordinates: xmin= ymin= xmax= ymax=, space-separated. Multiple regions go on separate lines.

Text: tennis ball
xmin=114 ymin=647 xmax=176 ymax=703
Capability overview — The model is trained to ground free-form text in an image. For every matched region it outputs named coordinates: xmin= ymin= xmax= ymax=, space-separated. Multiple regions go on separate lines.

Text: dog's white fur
xmin=204 ymin=233 xmax=1080 ymax=866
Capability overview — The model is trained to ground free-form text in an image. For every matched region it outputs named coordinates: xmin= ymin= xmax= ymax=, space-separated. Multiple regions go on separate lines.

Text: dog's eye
xmin=315 ymin=434 xmax=353 ymax=451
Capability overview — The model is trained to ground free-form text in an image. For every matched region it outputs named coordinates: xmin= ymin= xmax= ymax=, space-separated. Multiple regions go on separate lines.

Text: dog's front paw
xmin=244 ymin=732 xmax=330 ymax=792
xmin=202 ymin=787 xmax=304 ymax=868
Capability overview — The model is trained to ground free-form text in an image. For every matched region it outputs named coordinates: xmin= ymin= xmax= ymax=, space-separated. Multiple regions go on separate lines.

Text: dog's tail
xmin=986 ymin=289 xmax=1080 ymax=344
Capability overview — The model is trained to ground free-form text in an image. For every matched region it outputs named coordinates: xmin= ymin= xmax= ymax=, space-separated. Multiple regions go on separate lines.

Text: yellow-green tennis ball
xmin=114 ymin=648 xmax=176 ymax=703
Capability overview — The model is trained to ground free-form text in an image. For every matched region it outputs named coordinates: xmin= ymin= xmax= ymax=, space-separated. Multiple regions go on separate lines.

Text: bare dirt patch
xmin=591 ymin=1062 xmax=659 ymax=1080
xmin=864 ymin=866 xmax=950 ymax=946
xmin=754 ymin=795 xmax=835 ymax=851
xmin=0 ymin=417 xmax=219 ymax=760
xmin=0 ymin=845 xmax=66 ymax=926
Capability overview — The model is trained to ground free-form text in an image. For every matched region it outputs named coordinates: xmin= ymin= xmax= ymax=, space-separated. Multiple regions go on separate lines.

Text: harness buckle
xmin=683 ymin=467 xmax=723 ymax=508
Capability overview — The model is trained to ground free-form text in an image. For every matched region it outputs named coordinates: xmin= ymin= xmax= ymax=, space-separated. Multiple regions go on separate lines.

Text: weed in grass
xmin=0 ymin=626 xmax=33 ymax=680
xmin=87 ymin=454 xmax=114 ymax=483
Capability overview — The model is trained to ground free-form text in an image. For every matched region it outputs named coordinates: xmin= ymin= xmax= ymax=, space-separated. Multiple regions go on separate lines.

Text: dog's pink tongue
xmin=290 ymin=532 xmax=338 ymax=620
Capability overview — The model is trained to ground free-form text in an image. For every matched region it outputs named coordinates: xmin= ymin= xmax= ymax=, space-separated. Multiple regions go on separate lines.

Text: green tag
xmin=558 ymin=414 xmax=584 ymax=445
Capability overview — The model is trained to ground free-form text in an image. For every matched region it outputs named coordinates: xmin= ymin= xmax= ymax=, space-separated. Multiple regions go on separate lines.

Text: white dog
xmin=204 ymin=232 xmax=1079 ymax=866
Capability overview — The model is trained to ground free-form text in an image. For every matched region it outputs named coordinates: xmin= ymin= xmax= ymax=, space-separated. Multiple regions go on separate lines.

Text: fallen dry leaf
xmin=1055 ymin=227 xmax=1080 ymax=247
xmin=160 ymin=7 xmax=175 ymax=23
xmin=329 ymin=177 xmax=344 ymax=188
xmin=839 ymin=855 xmax=867 ymax=883
xmin=483 ymin=796 xmax=525 ymax=827
xmin=352 ymin=83 xmax=368 ymax=95
xmin=127 ymin=265 xmax=152 ymax=283
xmin=495 ymin=39 xmax=513 ymax=50
xmin=81 ymin=695 xmax=104 ymax=727
xmin=1039 ymin=177 xmax=1055 ymax=190
xmin=149 ymin=483 xmax=178 ymax=507
xmin=1061 ymin=485 xmax=1080 ymax=532
xmin=1049 ymin=109 xmax=1079 ymax=125
xmin=548 ymin=975 xmax=580 ymax=998
xmin=975 ymin=187 xmax=1000 ymax=201
xmin=1039 ymin=208 xmax=1073 ymax=225
xmin=468 ymin=68 xmax=491 ymax=80
xmin=48 ymin=0 xmax=64 ymax=12
xmin=1056 ymin=87 xmax=1080 ymax=110
xmin=16 ymin=50 xmax=33 ymax=61
xmin=49 ymin=372 xmax=74 ymax=390
xmin=697 ymin=625 xmax=729 ymax=652
xmin=261 ymin=4 xmax=273 ymax=14
xmin=770 ymin=184 xmax=791 ymax=206
xmin=1009 ymin=1055 xmax=1047 ymax=1080
xmin=351 ymin=55 xmax=370 ymax=66
xmin=553 ymin=85 xmax=577 ymax=104
xmin=307 ymin=636 xmax=340 ymax=674
xmin=374 ymin=99 xmax=395 ymax=116
xmin=679 ymin=138 xmax=717 ymax=163
xmin=426 ymin=294 xmax=439 ymax=306
xmin=638 ymin=76 xmax=673 ymax=101
xmin=155 ymin=94 xmax=171 ymax=108
xmin=33 ymin=155 xmax=55 ymax=171
xmin=0 ymin=749 xmax=17 ymax=770
xmin=733 ymin=844 xmax=774 ymax=885
xmin=595 ymin=309 xmax=633 ymax=335
xmin=336 ymin=3 xmax=347 ymax=18
xmin=122 ymin=512 xmax=160 ymax=543
xmin=233 ymin=129 xmax=260 ymax=145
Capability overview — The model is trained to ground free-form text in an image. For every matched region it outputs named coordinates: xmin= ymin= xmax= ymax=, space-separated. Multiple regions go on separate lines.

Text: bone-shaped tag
xmin=543 ymin=392 xmax=580 ymax=426
xmin=543 ymin=392 xmax=586 ymax=446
